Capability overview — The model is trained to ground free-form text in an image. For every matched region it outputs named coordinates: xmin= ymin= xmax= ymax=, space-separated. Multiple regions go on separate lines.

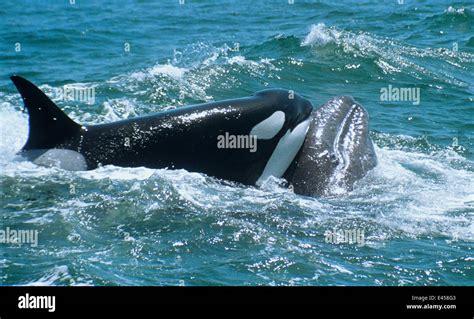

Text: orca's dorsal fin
xmin=11 ymin=75 xmax=81 ymax=150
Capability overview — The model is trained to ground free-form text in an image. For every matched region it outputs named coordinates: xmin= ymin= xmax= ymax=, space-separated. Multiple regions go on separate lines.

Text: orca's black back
xmin=70 ymin=90 xmax=313 ymax=185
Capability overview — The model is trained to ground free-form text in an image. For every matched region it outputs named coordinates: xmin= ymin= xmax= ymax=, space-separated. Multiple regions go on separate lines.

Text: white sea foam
xmin=445 ymin=6 xmax=466 ymax=15
xmin=24 ymin=265 xmax=73 ymax=286
xmin=302 ymin=23 xmax=338 ymax=46
xmin=78 ymin=165 xmax=156 ymax=181
xmin=100 ymin=98 xmax=140 ymax=122
xmin=0 ymin=102 xmax=28 ymax=165
xmin=108 ymin=42 xmax=279 ymax=104
xmin=350 ymin=143 xmax=474 ymax=241
xmin=130 ymin=63 xmax=189 ymax=81
xmin=301 ymin=23 xmax=473 ymax=85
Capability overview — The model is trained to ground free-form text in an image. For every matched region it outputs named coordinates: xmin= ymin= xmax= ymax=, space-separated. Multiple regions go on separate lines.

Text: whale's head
xmin=284 ymin=96 xmax=377 ymax=196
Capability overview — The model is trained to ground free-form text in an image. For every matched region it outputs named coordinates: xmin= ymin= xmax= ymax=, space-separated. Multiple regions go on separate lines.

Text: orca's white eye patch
xmin=250 ymin=111 xmax=285 ymax=140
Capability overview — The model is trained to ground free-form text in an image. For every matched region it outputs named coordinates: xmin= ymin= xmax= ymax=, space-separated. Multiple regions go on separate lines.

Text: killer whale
xmin=11 ymin=75 xmax=377 ymax=195
xmin=11 ymin=75 xmax=313 ymax=186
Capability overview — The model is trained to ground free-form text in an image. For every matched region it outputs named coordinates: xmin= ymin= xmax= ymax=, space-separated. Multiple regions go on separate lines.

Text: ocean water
xmin=0 ymin=0 xmax=473 ymax=286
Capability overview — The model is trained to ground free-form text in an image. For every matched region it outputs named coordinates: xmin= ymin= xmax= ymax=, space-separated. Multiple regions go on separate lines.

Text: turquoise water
xmin=0 ymin=0 xmax=473 ymax=285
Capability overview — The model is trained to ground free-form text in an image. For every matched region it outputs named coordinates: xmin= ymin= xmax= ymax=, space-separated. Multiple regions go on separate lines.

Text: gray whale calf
xmin=11 ymin=75 xmax=376 ymax=196
xmin=284 ymin=96 xmax=378 ymax=196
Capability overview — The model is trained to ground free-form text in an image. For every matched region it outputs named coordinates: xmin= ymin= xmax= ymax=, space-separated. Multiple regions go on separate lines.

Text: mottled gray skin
xmin=284 ymin=96 xmax=377 ymax=196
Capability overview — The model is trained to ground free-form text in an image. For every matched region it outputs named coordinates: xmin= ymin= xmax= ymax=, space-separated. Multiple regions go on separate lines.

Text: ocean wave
xmin=445 ymin=6 xmax=471 ymax=16
xmin=24 ymin=265 xmax=75 ymax=286
xmin=107 ymin=42 xmax=281 ymax=107
xmin=423 ymin=6 xmax=474 ymax=32
xmin=301 ymin=23 xmax=473 ymax=86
